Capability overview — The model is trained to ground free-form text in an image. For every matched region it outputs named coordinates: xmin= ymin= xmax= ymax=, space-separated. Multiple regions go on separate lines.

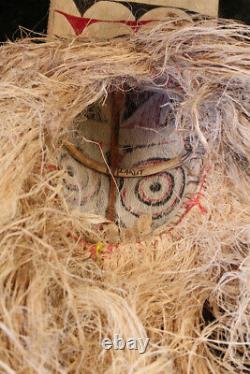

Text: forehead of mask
xmin=48 ymin=0 xmax=219 ymax=38
xmin=60 ymin=89 xmax=206 ymax=231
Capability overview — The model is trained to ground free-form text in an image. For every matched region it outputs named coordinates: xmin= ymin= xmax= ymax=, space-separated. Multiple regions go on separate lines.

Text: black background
xmin=0 ymin=0 xmax=249 ymax=42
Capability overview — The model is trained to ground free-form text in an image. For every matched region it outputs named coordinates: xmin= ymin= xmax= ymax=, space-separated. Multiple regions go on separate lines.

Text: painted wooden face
xmin=48 ymin=0 xmax=218 ymax=38
xmin=48 ymin=1 xmax=215 ymax=232
xmin=60 ymin=87 xmax=206 ymax=231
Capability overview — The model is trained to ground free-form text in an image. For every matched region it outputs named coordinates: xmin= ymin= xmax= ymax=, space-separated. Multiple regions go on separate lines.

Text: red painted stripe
xmin=55 ymin=10 xmax=157 ymax=35
xmin=56 ymin=10 xmax=99 ymax=35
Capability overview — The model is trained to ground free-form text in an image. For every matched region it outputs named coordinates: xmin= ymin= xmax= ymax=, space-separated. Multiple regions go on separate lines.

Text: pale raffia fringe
xmin=0 ymin=16 xmax=249 ymax=374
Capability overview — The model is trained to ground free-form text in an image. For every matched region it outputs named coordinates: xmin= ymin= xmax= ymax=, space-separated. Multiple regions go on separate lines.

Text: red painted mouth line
xmin=55 ymin=10 xmax=158 ymax=35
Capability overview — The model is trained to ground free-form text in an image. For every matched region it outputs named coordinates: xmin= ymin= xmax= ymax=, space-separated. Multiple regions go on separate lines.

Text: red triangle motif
xmin=55 ymin=10 xmax=156 ymax=36
xmin=55 ymin=10 xmax=99 ymax=35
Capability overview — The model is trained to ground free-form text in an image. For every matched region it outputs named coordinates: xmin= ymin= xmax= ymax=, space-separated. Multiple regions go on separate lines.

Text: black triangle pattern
xmin=115 ymin=1 xmax=161 ymax=20
xmin=72 ymin=0 xmax=96 ymax=16
xmin=72 ymin=0 xmax=164 ymax=18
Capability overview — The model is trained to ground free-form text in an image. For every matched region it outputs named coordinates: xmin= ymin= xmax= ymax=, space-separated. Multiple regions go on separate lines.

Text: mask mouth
xmin=59 ymin=85 xmax=206 ymax=235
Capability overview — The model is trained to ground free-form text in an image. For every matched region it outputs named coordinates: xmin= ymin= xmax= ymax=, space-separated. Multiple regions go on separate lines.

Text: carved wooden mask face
xmin=48 ymin=1 xmax=217 ymax=232
xmin=60 ymin=88 xmax=206 ymax=230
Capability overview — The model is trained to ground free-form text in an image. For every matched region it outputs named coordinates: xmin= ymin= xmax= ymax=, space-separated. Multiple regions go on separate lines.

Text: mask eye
xmin=60 ymin=86 xmax=205 ymax=232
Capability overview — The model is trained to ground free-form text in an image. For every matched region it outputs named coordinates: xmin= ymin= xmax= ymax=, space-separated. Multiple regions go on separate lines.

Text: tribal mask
xmin=48 ymin=0 xmax=218 ymax=234
xmin=60 ymin=88 xmax=206 ymax=232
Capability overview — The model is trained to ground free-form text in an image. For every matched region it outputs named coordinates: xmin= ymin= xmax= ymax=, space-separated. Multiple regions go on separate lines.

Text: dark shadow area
xmin=219 ymin=0 xmax=250 ymax=25
xmin=0 ymin=0 xmax=249 ymax=42
xmin=0 ymin=0 xmax=50 ymax=42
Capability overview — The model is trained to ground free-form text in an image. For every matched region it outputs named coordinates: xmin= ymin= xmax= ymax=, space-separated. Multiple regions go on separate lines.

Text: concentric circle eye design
xmin=60 ymin=87 xmax=205 ymax=233
xmin=60 ymin=150 xmax=109 ymax=214
xmin=136 ymin=173 xmax=174 ymax=206
xmin=117 ymin=158 xmax=186 ymax=228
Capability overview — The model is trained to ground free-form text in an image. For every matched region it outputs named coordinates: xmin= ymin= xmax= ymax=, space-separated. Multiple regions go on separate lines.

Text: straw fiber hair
xmin=0 ymin=16 xmax=249 ymax=373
